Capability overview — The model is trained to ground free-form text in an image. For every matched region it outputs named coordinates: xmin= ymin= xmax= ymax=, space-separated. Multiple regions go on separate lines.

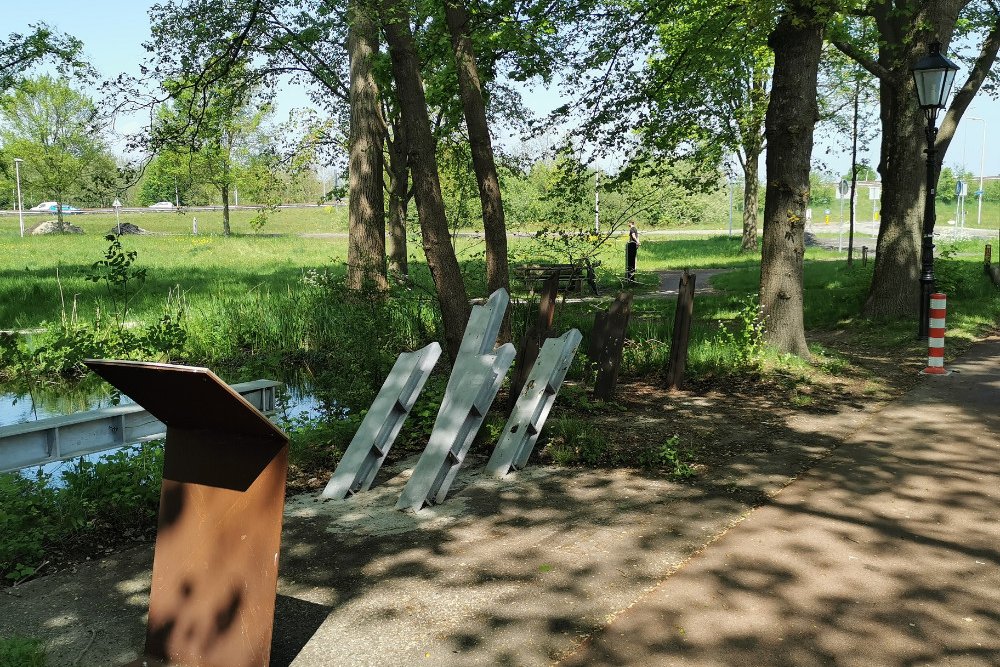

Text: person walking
xmin=626 ymin=220 xmax=640 ymax=282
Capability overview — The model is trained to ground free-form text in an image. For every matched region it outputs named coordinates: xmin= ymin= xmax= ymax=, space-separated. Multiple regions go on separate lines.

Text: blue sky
xmin=6 ymin=2 xmax=1000 ymax=179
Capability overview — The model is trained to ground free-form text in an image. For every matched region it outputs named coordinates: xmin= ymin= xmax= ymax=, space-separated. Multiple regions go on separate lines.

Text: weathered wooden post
xmin=590 ymin=292 xmax=633 ymax=401
xmin=86 ymin=360 xmax=288 ymax=667
xmin=509 ymin=272 xmax=560 ymax=409
xmin=665 ymin=270 xmax=697 ymax=390
xmin=862 ymin=245 xmax=868 ymax=266
xmin=986 ymin=244 xmax=1000 ymax=287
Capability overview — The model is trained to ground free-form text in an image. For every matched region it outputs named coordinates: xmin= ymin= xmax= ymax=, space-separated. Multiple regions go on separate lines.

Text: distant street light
xmin=912 ymin=41 xmax=960 ymax=340
xmin=967 ymin=116 xmax=986 ymax=229
xmin=113 ymin=198 xmax=123 ymax=235
xmin=13 ymin=158 xmax=24 ymax=238
xmin=728 ymin=178 xmax=734 ymax=237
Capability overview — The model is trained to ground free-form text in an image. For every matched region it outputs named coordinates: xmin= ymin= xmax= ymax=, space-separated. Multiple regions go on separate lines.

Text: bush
xmin=0 ymin=637 xmax=45 ymax=666
xmin=0 ymin=443 xmax=163 ymax=584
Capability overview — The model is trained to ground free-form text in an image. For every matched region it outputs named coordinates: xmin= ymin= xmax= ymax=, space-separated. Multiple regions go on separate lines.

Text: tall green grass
xmin=0 ymin=637 xmax=45 ymax=666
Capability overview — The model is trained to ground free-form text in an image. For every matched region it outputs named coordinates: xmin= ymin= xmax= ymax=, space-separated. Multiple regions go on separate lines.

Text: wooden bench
xmin=518 ymin=260 xmax=601 ymax=297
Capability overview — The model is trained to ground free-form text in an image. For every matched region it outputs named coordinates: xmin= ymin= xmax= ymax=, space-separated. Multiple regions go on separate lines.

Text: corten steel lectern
xmin=85 ymin=360 xmax=289 ymax=667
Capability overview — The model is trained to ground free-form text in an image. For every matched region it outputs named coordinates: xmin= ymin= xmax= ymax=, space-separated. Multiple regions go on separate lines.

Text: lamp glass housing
xmin=912 ymin=42 xmax=959 ymax=110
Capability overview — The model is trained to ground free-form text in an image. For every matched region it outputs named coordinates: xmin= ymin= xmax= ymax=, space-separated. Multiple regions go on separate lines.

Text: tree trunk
xmin=386 ymin=115 xmax=409 ymax=278
xmin=741 ymin=154 xmax=759 ymax=251
xmin=862 ymin=74 xmax=926 ymax=316
xmin=740 ymin=67 xmax=767 ymax=253
xmin=862 ymin=2 xmax=974 ymax=318
xmin=221 ymin=181 xmax=231 ymax=236
xmin=380 ymin=0 xmax=471 ymax=361
xmin=346 ymin=0 xmax=388 ymax=291
xmin=759 ymin=5 xmax=827 ymax=358
xmin=443 ymin=0 xmax=510 ymax=303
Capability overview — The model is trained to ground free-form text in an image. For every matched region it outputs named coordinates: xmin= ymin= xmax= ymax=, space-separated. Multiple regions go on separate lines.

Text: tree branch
xmin=937 ymin=13 xmax=1000 ymax=157
xmin=831 ymin=39 xmax=891 ymax=80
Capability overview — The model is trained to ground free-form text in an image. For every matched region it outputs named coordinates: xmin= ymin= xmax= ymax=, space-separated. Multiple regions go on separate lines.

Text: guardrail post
xmin=487 ymin=329 xmax=582 ymax=476
xmin=396 ymin=289 xmax=515 ymax=511
xmin=321 ymin=342 xmax=441 ymax=500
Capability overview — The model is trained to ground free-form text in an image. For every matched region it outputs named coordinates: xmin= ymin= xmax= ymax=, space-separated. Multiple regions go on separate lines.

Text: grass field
xmin=0 ymin=213 xmax=996 ymax=392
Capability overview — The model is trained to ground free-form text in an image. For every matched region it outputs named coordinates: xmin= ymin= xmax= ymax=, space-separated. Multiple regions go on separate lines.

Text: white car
xmin=148 ymin=201 xmax=176 ymax=209
xmin=29 ymin=201 xmax=81 ymax=214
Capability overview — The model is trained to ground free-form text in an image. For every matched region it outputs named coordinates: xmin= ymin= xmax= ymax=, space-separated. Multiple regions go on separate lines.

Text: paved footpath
xmin=561 ymin=338 xmax=1000 ymax=666
xmin=3 ymin=340 xmax=998 ymax=666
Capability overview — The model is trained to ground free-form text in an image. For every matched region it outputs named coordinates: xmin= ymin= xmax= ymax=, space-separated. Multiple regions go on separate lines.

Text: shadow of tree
xmin=2 ymin=343 xmax=997 ymax=666
xmin=558 ymin=341 xmax=1000 ymax=666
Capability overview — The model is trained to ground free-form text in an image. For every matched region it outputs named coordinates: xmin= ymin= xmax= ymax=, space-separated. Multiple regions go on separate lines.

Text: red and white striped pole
xmin=921 ymin=292 xmax=950 ymax=376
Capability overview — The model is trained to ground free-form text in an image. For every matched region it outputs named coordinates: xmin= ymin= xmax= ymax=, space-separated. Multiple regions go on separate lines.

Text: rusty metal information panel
xmin=87 ymin=360 xmax=288 ymax=667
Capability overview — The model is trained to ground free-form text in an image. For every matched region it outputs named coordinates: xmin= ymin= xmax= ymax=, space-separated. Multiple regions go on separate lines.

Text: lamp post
xmin=912 ymin=41 xmax=959 ymax=340
xmin=13 ymin=158 xmax=24 ymax=238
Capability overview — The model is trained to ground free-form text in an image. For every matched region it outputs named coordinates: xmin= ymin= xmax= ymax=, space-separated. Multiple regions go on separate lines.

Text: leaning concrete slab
xmin=320 ymin=342 xmax=441 ymax=500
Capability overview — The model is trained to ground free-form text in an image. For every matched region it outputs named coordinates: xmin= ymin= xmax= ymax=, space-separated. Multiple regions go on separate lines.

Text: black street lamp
xmin=912 ymin=41 xmax=959 ymax=339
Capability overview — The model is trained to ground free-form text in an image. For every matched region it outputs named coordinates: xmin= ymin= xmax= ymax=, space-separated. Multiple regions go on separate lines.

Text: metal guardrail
xmin=0 ymin=379 xmax=281 ymax=473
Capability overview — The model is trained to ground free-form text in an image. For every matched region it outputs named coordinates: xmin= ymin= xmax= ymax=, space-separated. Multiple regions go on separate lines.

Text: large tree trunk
xmin=741 ymin=152 xmax=759 ymax=251
xmin=386 ymin=114 xmax=409 ymax=278
xmin=863 ymin=77 xmax=924 ymax=316
xmin=860 ymin=0 xmax=993 ymax=318
xmin=443 ymin=0 xmax=510 ymax=301
xmin=221 ymin=181 xmax=232 ymax=236
xmin=759 ymin=5 xmax=827 ymax=358
xmin=346 ymin=0 xmax=388 ymax=291
xmin=380 ymin=0 xmax=471 ymax=361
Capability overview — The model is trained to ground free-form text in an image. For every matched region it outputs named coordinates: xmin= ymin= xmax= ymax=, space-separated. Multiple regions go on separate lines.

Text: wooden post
xmin=986 ymin=244 xmax=1000 ymax=287
xmin=862 ymin=245 xmax=868 ymax=266
xmin=85 ymin=360 xmax=289 ymax=667
xmin=665 ymin=271 xmax=697 ymax=390
xmin=591 ymin=292 xmax=633 ymax=401
xmin=509 ymin=272 xmax=560 ymax=408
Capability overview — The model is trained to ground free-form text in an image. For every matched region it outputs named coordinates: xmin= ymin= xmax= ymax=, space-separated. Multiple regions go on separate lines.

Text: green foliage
xmin=711 ymin=295 xmax=766 ymax=371
xmin=398 ymin=375 xmax=446 ymax=451
xmin=280 ymin=411 xmax=357 ymax=471
xmin=638 ymin=435 xmax=696 ymax=478
xmin=544 ymin=416 xmax=609 ymax=466
xmin=0 ymin=443 xmax=163 ymax=584
xmin=934 ymin=243 xmax=991 ymax=299
xmin=0 ymin=636 xmax=45 ymax=666
xmin=1 ymin=23 xmax=87 ymax=92
xmin=186 ymin=271 xmax=439 ymax=410
xmin=0 ymin=236 xmax=186 ymax=380
xmin=86 ymin=235 xmax=148 ymax=330
xmin=0 ymin=75 xmax=112 ymax=218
